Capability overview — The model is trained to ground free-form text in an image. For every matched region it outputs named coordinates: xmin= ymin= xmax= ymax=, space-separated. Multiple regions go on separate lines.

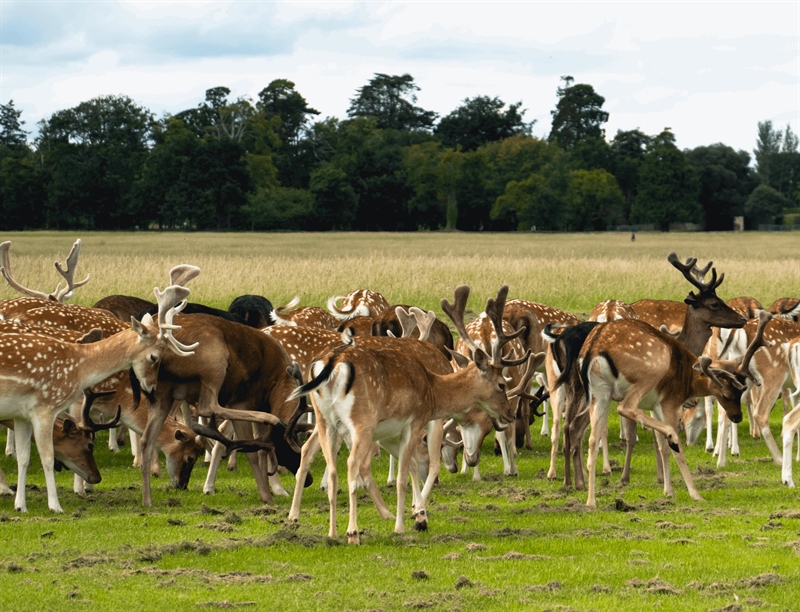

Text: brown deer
xmin=0 ymin=281 xmax=196 ymax=512
xmin=289 ymin=285 xmax=540 ymax=544
xmin=327 ymin=289 xmax=390 ymax=321
xmin=574 ymin=310 xmax=768 ymax=507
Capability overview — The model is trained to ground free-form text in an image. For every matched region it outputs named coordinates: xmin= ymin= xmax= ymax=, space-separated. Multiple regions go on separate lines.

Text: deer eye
xmin=498 ymin=383 xmax=506 ymax=392
xmin=149 ymin=353 xmax=160 ymax=364
xmin=709 ymin=302 xmax=719 ymax=310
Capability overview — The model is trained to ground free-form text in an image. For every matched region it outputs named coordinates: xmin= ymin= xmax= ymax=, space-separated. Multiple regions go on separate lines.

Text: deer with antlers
xmin=289 ymin=285 xmax=540 ymax=544
xmin=0 ymin=276 xmax=197 ymax=512
xmin=327 ymin=289 xmax=390 ymax=321
xmin=572 ymin=306 xmax=769 ymax=508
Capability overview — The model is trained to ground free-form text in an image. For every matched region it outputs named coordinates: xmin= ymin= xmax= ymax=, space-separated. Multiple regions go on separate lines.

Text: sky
xmin=1 ymin=1 xmax=798 ymax=156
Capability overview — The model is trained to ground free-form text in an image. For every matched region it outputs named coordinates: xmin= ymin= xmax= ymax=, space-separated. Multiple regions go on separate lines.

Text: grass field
xmin=0 ymin=231 xmax=799 ymax=611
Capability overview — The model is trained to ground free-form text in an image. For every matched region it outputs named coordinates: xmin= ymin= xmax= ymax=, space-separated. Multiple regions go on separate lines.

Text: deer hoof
xmin=347 ymin=531 xmax=360 ymax=545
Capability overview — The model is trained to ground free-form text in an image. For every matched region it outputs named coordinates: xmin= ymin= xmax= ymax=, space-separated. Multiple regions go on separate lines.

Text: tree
xmin=548 ymin=76 xmax=609 ymax=150
xmin=564 ymin=169 xmax=624 ymax=231
xmin=403 ymin=142 xmax=465 ymax=230
xmin=347 ymin=74 xmax=437 ymax=132
xmin=744 ymin=184 xmax=788 ymax=227
xmin=753 ymin=120 xmax=782 ymax=186
xmin=686 ymin=144 xmax=755 ymax=231
xmin=435 ymin=96 xmax=533 ymax=151
xmin=491 ymin=172 xmax=565 ymax=231
xmin=257 ymin=79 xmax=321 ymax=189
xmin=309 ymin=163 xmax=358 ymax=230
xmin=0 ymin=100 xmax=28 ymax=148
xmin=630 ymin=129 xmax=701 ymax=230
xmin=36 ymin=95 xmax=155 ymax=229
xmin=610 ymin=129 xmax=652 ymax=222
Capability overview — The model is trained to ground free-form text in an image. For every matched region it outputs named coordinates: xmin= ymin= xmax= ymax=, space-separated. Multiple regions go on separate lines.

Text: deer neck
xmin=428 ymin=365 xmax=491 ymax=420
xmin=73 ymin=329 xmax=144 ymax=389
xmin=676 ymin=306 xmax=712 ymax=357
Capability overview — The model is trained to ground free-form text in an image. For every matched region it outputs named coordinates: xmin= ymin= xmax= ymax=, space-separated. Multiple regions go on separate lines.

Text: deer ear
xmin=684 ymin=293 xmax=699 ymax=307
xmin=61 ymin=416 xmax=77 ymax=434
xmin=473 ymin=347 xmax=490 ymax=371
xmin=175 ymin=430 xmax=190 ymax=442
xmin=77 ymin=328 xmax=104 ymax=344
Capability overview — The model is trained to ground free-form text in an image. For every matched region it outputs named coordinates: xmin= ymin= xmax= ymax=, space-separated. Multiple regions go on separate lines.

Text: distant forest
xmin=1 ymin=74 xmax=798 ymax=232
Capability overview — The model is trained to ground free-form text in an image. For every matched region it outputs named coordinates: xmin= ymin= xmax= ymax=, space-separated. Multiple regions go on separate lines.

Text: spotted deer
xmin=573 ymin=310 xmax=768 ymax=508
xmin=0 ymin=280 xmax=196 ymax=512
xmin=327 ymin=289 xmax=390 ymax=321
xmin=289 ymin=285 xmax=540 ymax=543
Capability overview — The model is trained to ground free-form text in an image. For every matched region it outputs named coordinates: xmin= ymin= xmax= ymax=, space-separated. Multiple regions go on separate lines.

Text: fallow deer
xmin=770 ymin=297 xmax=800 ymax=322
xmin=271 ymin=296 xmax=341 ymax=330
xmin=289 ymin=285 xmax=540 ymax=543
xmin=780 ymin=335 xmax=800 ymax=486
xmin=0 ymin=281 xmax=196 ymax=512
xmin=0 ymin=239 xmax=89 ymax=304
xmin=327 ymin=289 xmax=390 ymax=321
xmin=574 ymin=310 xmax=768 ymax=507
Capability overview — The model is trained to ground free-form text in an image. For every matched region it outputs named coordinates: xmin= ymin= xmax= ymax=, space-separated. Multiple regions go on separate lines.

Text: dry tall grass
xmin=1 ymin=231 xmax=797 ymax=317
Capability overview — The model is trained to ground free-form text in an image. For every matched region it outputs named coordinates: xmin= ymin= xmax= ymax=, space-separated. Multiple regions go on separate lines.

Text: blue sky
xmin=1 ymin=1 xmax=797 ymax=155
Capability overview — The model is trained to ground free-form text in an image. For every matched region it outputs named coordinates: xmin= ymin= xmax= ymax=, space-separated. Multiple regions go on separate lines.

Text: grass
xmin=0 ymin=230 xmax=799 ymax=610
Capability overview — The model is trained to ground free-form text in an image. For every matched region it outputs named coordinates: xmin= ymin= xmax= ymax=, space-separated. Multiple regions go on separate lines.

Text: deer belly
xmin=373 ymin=417 xmax=413 ymax=445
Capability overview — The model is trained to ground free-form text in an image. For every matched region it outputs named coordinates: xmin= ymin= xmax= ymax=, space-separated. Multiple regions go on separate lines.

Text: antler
xmin=0 ymin=241 xmax=52 ymax=300
xmin=667 ymin=252 xmax=723 ymax=294
xmin=283 ymin=362 xmax=311 ymax=453
xmin=409 ymin=307 xmax=437 ymax=342
xmin=52 ymin=239 xmax=91 ymax=302
xmin=505 ymin=352 xmax=546 ymax=399
xmin=154 ymin=285 xmax=200 ymax=356
xmin=79 ymin=389 xmax=121 ymax=433
xmin=169 ymin=264 xmax=201 ymax=288
xmin=484 ymin=285 xmax=529 ymax=365
xmin=395 ymin=306 xmax=418 ymax=338
xmin=441 ymin=285 xmax=481 ymax=356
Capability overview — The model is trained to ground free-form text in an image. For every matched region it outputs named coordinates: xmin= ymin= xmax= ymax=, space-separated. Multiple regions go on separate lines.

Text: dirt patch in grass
xmin=738 ymin=573 xmax=783 ymax=588
xmin=132 ymin=567 xmax=274 ymax=585
xmin=476 ymin=551 xmax=550 ymax=561
xmin=626 ymin=577 xmax=681 ymax=595
xmin=197 ymin=601 xmax=257 ymax=608
xmin=770 ymin=509 xmax=800 ymax=519
xmin=524 ymin=580 xmax=562 ymax=592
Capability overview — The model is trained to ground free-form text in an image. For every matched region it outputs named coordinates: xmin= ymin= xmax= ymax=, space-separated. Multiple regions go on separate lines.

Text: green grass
xmin=0 ymin=231 xmax=799 ymax=610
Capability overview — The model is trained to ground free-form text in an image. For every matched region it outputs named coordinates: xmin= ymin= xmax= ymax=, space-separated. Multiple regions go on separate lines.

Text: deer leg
xmin=12 ymin=419 xmax=32 ymax=512
xmin=496 ymin=426 xmax=518 ymax=476
xmin=140 ymin=403 xmax=171 ymax=507
xmin=752 ymin=385 xmax=782 ymax=464
xmin=419 ymin=419 xmax=442 ymax=504
xmin=586 ymin=386 xmax=614 ymax=508
xmin=395 ymin=428 xmax=419 ymax=534
xmin=202 ymin=440 xmax=226 ymax=495
xmin=4 ymin=427 xmax=14 ymax=457
xmin=107 ymin=427 xmax=120 ymax=453
xmin=31 ymin=413 xmax=62 ymax=513
xmin=653 ymin=431 xmax=674 ymax=497
xmin=704 ymin=397 xmax=715 ymax=452
xmin=781 ymin=405 xmax=800 ymax=487
xmin=387 ymin=455 xmax=396 ymax=485
xmin=315 ymin=419 xmax=339 ymax=540
xmin=231 ymin=421 xmax=273 ymax=504
xmin=548 ymin=386 xmax=564 ymax=481
xmin=654 ymin=430 xmax=664 ymax=485
xmin=620 ymin=416 xmax=638 ymax=485
xmin=346 ymin=433 xmax=374 ymax=544
xmin=359 ymin=450 xmax=393 ymax=521
xmin=0 ymin=465 xmax=11 ymax=496
xmin=288 ymin=428 xmax=321 ymax=522
xmin=130 ymin=429 xmax=141 ymax=467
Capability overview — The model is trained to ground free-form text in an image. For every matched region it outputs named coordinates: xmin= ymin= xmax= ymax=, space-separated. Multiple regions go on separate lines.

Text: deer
xmin=0 ymin=278 xmax=196 ymax=512
xmin=551 ymin=253 xmax=748 ymax=493
xmin=447 ymin=291 xmax=540 ymax=480
xmin=137 ymin=308 xmax=312 ymax=507
xmin=264 ymin=307 xmax=451 ymax=523
xmin=327 ymin=289 xmax=390 ymax=321
xmin=572 ymin=307 xmax=769 ymax=508
xmin=770 ymin=297 xmax=800 ymax=322
xmin=288 ymin=285 xmax=540 ymax=544
xmin=270 ymin=296 xmax=341 ymax=330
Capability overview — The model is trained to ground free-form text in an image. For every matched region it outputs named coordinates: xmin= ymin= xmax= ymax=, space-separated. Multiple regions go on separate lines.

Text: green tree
xmin=630 ymin=129 xmax=701 ymax=231
xmin=753 ymin=120 xmax=782 ymax=186
xmin=686 ymin=144 xmax=755 ymax=231
xmin=564 ymin=168 xmax=624 ymax=231
xmin=403 ymin=142 xmax=466 ymax=230
xmin=744 ymin=183 xmax=788 ymax=227
xmin=242 ymin=185 xmax=313 ymax=230
xmin=548 ymin=76 xmax=609 ymax=150
xmin=435 ymin=96 xmax=533 ymax=152
xmin=36 ymin=95 xmax=155 ymax=229
xmin=0 ymin=100 xmax=28 ymax=148
xmin=309 ymin=163 xmax=358 ymax=230
xmin=257 ymin=79 xmax=320 ymax=189
xmin=610 ymin=129 xmax=651 ymax=222
xmin=348 ymin=73 xmax=437 ymax=132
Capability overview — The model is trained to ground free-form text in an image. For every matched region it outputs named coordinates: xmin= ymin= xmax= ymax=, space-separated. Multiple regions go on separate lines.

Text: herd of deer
xmin=0 ymin=239 xmax=798 ymax=544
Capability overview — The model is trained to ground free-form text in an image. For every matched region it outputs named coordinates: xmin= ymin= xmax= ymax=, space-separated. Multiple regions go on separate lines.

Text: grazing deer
xmin=289 ymin=285 xmax=540 ymax=544
xmin=327 ymin=289 xmax=390 ymax=321
xmin=575 ymin=310 xmax=768 ymax=507
xmin=271 ymin=296 xmax=341 ymax=330
xmin=0 ymin=281 xmax=196 ymax=512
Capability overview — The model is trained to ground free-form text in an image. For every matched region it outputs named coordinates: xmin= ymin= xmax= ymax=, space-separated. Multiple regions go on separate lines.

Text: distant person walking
xmin=631 ymin=231 xmax=636 ymax=242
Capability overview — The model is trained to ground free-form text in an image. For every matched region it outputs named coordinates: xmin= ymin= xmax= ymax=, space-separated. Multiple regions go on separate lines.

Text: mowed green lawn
xmin=0 ymin=231 xmax=799 ymax=611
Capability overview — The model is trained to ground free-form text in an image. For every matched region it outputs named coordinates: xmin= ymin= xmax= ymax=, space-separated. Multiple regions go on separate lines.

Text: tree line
xmin=1 ymin=74 xmax=798 ymax=232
